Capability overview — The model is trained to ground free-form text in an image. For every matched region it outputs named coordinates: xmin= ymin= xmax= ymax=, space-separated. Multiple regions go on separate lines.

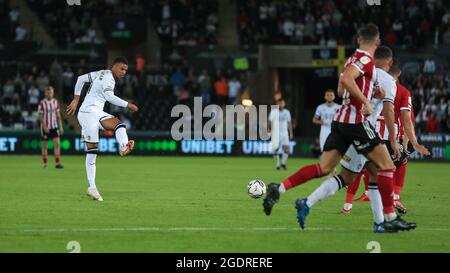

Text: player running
xmin=269 ymin=99 xmax=293 ymax=170
xmin=66 ymin=56 xmax=139 ymax=201
xmin=312 ymin=89 xmax=340 ymax=152
xmin=39 ymin=86 xmax=64 ymax=169
xmin=262 ymin=24 xmax=415 ymax=232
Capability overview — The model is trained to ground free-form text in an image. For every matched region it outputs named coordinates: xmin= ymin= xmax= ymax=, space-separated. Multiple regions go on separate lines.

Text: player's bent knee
xmin=319 ymin=164 xmax=334 ymax=175
xmin=87 ymin=146 xmax=99 ymax=154
xmin=114 ymin=123 xmax=126 ymax=132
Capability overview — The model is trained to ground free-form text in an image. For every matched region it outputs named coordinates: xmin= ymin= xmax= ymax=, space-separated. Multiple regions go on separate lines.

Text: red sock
xmin=377 ymin=169 xmax=396 ymax=214
xmin=282 ymin=163 xmax=324 ymax=190
xmin=55 ymin=156 xmax=60 ymax=165
xmin=43 ymin=156 xmax=48 ymax=164
xmin=394 ymin=162 xmax=407 ymax=196
xmin=363 ymin=170 xmax=370 ymax=192
xmin=345 ymin=173 xmax=362 ymax=203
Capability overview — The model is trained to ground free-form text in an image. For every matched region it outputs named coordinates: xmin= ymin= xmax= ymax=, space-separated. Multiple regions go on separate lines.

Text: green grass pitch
xmin=0 ymin=155 xmax=449 ymax=253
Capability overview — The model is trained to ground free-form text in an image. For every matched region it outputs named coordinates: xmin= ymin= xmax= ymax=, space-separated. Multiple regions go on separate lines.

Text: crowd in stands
xmin=238 ymin=0 xmax=450 ymax=48
xmin=2 ymin=0 xmax=450 ymax=135
xmin=0 ymin=57 xmax=247 ymax=131
xmin=1 ymin=0 xmax=30 ymax=44
xmin=150 ymin=0 xmax=219 ymax=46
xmin=401 ymin=59 xmax=450 ymax=133
xmin=25 ymin=0 xmax=218 ymax=48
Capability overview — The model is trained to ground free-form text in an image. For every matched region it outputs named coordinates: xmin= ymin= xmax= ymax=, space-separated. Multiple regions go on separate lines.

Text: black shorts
xmin=41 ymin=128 xmax=60 ymax=140
xmin=323 ymin=121 xmax=383 ymax=156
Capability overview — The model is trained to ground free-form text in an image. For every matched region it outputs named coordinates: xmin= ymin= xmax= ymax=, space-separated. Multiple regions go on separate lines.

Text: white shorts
xmin=271 ymin=133 xmax=289 ymax=153
xmin=77 ymin=111 xmax=114 ymax=143
xmin=340 ymin=144 xmax=368 ymax=173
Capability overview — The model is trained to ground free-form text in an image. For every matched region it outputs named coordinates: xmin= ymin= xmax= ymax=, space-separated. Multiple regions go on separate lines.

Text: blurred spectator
xmin=427 ymin=112 xmax=439 ymax=133
xmin=9 ymin=6 xmax=20 ymax=24
xmin=228 ymin=76 xmax=241 ymax=105
xmin=424 ymin=58 xmax=436 ymax=74
xmin=28 ymin=85 xmax=40 ymax=110
xmin=36 ymin=71 xmax=50 ymax=92
xmin=198 ymin=70 xmax=212 ymax=105
xmin=170 ymin=68 xmax=185 ymax=95
xmin=2 ymin=79 xmax=15 ymax=104
xmin=136 ymin=55 xmax=145 ymax=73
xmin=177 ymin=86 xmax=190 ymax=105
xmin=22 ymin=109 xmax=38 ymax=130
xmin=15 ymin=24 xmax=27 ymax=41
xmin=214 ymin=76 xmax=228 ymax=106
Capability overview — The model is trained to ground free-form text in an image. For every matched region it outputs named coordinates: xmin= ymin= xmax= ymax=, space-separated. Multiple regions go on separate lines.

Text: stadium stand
xmin=0 ymin=0 xmax=449 ymax=134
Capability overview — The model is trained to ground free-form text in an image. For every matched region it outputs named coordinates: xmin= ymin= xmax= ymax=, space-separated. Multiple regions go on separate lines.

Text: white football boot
xmin=119 ymin=140 xmax=135 ymax=156
xmin=87 ymin=188 xmax=103 ymax=201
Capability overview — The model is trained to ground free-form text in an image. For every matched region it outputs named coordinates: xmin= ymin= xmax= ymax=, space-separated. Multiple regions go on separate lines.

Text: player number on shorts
xmin=66 ymin=241 xmax=81 ymax=253
xmin=366 ymin=241 xmax=381 ymax=253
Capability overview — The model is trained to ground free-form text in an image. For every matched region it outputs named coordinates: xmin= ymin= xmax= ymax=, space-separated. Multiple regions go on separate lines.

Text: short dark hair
xmin=374 ymin=46 xmax=393 ymax=60
xmin=113 ymin=56 xmax=129 ymax=65
xmin=324 ymin=89 xmax=335 ymax=94
xmin=358 ymin=23 xmax=379 ymax=42
xmin=389 ymin=63 xmax=401 ymax=75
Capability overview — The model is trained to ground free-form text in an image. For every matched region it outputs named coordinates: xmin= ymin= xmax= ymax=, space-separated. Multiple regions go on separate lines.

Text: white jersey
xmin=314 ymin=103 xmax=340 ymax=132
xmin=371 ymin=68 xmax=397 ymax=132
xmin=78 ymin=70 xmax=123 ymax=113
xmin=269 ymin=108 xmax=291 ymax=136
xmin=314 ymin=102 xmax=340 ymax=151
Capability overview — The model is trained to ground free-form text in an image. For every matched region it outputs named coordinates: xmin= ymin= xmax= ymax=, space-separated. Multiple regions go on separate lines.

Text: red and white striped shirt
xmin=334 ymin=49 xmax=377 ymax=124
xmin=38 ymin=98 xmax=60 ymax=129
xmin=376 ymin=82 xmax=412 ymax=140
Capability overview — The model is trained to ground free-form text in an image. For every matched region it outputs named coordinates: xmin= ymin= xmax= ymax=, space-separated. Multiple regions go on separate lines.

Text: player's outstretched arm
xmin=400 ymin=111 xmax=430 ymax=156
xmin=104 ymin=91 xmax=139 ymax=112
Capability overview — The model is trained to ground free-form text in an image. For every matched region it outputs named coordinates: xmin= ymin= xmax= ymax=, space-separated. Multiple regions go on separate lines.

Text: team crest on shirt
xmin=360 ymin=56 xmax=371 ymax=65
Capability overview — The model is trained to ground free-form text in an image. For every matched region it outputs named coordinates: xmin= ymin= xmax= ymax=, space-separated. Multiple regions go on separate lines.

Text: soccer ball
xmin=247 ymin=179 xmax=266 ymax=199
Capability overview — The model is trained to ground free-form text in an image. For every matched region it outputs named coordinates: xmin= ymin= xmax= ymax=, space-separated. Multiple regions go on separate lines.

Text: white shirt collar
xmin=357 ymin=48 xmax=372 ymax=57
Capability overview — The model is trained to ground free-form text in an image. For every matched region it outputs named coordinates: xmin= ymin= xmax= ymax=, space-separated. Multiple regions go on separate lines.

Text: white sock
xmin=368 ymin=182 xmax=384 ymax=225
xmin=115 ymin=124 xmax=129 ymax=150
xmin=393 ymin=194 xmax=400 ymax=201
xmin=343 ymin=203 xmax=352 ymax=210
xmin=86 ymin=150 xmax=97 ymax=190
xmin=306 ymin=175 xmax=345 ymax=208
xmin=278 ymin=183 xmax=286 ymax=194
xmin=273 ymin=155 xmax=280 ymax=167
xmin=385 ymin=212 xmax=397 ymax=222
xmin=281 ymin=153 xmax=288 ymax=165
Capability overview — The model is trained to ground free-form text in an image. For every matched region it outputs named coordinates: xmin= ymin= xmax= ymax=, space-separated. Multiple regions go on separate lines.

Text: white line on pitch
xmin=0 ymin=226 xmax=449 ymax=233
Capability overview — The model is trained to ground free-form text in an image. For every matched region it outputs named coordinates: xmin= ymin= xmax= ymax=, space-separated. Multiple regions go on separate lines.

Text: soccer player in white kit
xmin=66 ymin=57 xmax=139 ymax=201
xmin=269 ymin=99 xmax=293 ymax=170
xmin=312 ymin=89 xmax=340 ymax=152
